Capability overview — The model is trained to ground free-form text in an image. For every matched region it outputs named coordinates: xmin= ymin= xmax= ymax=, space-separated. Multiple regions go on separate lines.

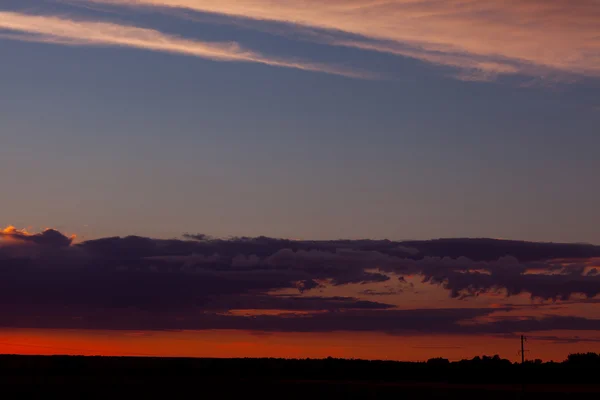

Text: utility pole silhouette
xmin=518 ymin=335 xmax=528 ymax=364
xmin=518 ymin=335 xmax=528 ymax=398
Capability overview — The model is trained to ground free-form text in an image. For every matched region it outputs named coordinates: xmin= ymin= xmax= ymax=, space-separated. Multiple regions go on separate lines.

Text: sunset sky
xmin=1 ymin=0 xmax=599 ymax=361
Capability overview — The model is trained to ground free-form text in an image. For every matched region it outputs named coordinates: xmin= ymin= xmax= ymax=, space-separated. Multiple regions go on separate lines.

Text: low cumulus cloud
xmin=376 ymin=255 xmax=600 ymax=300
xmin=1 ymin=226 xmax=600 ymax=333
xmin=0 ymin=226 xmax=75 ymax=247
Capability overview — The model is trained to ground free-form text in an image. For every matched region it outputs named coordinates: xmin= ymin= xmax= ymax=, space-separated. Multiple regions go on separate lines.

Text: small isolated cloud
xmin=0 ymin=226 xmax=75 ymax=247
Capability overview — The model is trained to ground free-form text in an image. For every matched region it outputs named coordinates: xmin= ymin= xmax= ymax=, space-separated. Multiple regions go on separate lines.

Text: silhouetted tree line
xmin=0 ymin=353 xmax=598 ymax=385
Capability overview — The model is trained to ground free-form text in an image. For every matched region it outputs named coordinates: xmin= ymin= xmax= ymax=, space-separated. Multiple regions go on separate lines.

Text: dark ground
xmin=1 ymin=355 xmax=599 ymax=399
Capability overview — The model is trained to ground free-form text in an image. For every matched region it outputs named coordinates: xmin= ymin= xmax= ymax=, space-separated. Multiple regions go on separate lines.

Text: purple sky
xmin=1 ymin=0 xmax=599 ymax=243
xmin=1 ymin=1 xmax=599 ymax=360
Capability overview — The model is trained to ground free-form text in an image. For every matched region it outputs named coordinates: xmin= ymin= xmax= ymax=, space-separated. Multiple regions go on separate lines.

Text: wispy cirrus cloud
xmin=84 ymin=0 xmax=600 ymax=80
xmin=0 ymin=11 xmax=370 ymax=78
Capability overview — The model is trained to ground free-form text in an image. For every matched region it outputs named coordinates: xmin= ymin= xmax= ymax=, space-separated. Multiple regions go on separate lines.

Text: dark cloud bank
xmin=1 ymin=228 xmax=600 ymax=335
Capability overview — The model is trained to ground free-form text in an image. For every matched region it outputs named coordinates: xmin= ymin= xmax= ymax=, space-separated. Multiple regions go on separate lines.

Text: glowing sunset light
xmin=1 ymin=0 xmax=599 ymax=364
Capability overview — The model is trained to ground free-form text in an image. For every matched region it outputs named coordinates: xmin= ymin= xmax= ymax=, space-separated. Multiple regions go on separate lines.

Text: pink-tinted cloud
xmin=87 ymin=0 xmax=600 ymax=80
xmin=0 ymin=11 xmax=370 ymax=78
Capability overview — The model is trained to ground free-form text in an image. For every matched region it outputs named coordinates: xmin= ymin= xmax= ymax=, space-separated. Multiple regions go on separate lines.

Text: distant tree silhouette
xmin=566 ymin=352 xmax=600 ymax=366
xmin=426 ymin=357 xmax=450 ymax=366
xmin=0 ymin=352 xmax=599 ymax=387
xmin=459 ymin=354 xmax=511 ymax=367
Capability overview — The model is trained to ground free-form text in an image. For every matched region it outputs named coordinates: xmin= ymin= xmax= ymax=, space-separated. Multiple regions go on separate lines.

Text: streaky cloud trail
xmin=0 ymin=11 xmax=371 ymax=79
xmin=83 ymin=0 xmax=600 ymax=80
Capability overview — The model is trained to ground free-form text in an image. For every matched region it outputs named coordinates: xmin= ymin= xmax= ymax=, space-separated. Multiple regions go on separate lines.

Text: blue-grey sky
xmin=1 ymin=0 xmax=599 ymax=243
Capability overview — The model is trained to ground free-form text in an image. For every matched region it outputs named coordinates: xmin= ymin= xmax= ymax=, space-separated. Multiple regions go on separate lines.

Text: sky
xmin=1 ymin=0 xmax=599 ymax=361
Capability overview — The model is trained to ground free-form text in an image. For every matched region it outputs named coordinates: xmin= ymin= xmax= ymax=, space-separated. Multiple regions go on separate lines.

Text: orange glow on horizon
xmin=1 ymin=329 xmax=599 ymax=362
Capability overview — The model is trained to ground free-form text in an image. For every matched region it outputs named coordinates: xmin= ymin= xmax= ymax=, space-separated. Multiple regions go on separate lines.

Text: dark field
xmin=1 ymin=355 xmax=599 ymax=399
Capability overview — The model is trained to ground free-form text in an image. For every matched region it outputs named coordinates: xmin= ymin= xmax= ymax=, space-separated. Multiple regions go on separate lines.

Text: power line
xmin=0 ymin=341 xmax=159 ymax=357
